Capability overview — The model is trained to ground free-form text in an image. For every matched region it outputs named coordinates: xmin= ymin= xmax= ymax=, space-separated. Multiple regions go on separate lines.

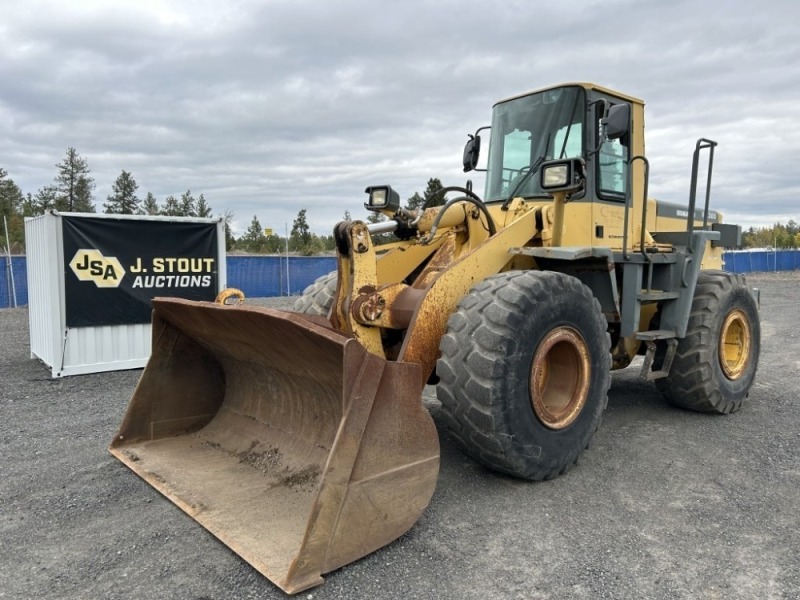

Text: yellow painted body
xmin=333 ymin=82 xmax=731 ymax=376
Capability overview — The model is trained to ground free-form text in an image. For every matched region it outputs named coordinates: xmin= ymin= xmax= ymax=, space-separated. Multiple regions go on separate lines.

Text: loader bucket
xmin=110 ymin=298 xmax=439 ymax=594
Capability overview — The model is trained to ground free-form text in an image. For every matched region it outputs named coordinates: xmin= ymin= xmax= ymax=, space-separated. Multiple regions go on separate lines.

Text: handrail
xmin=687 ymin=138 xmax=717 ymax=243
xmin=621 ymin=154 xmax=650 ymax=262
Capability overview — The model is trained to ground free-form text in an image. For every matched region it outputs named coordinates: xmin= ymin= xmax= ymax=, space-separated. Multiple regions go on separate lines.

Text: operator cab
xmin=464 ymin=83 xmax=638 ymax=207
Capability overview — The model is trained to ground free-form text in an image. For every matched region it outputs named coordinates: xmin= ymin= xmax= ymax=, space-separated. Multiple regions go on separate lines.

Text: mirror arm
xmin=463 ymin=125 xmax=491 ymax=173
xmin=587 ymin=99 xmax=608 ymax=157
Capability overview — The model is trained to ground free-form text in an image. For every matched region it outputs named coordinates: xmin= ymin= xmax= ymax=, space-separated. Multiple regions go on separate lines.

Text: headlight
xmin=371 ymin=189 xmax=387 ymax=206
xmin=538 ymin=158 xmax=585 ymax=194
xmin=364 ymin=185 xmax=400 ymax=212
xmin=542 ymin=165 xmax=568 ymax=187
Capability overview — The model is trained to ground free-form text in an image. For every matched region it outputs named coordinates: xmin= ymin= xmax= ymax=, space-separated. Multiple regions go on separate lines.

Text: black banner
xmin=63 ymin=216 xmax=219 ymax=327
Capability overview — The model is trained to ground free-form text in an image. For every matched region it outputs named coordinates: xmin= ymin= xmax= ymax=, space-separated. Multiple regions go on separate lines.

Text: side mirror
xmin=463 ymin=134 xmax=481 ymax=172
xmin=604 ymin=104 xmax=630 ymax=140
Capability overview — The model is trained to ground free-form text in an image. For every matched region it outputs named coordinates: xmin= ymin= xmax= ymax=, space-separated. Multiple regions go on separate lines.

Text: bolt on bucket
xmin=110 ymin=298 xmax=439 ymax=594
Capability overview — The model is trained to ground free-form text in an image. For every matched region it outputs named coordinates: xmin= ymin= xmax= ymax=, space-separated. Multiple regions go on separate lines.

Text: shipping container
xmin=25 ymin=211 xmax=226 ymax=377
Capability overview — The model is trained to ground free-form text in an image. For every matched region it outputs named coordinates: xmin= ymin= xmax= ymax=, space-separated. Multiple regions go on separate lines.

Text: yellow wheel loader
xmin=111 ymin=82 xmax=760 ymax=593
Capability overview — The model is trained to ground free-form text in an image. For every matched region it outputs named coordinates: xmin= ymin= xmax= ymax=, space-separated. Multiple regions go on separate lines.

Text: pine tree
xmin=405 ymin=191 xmax=424 ymax=211
xmin=179 ymin=190 xmax=196 ymax=217
xmin=195 ymin=193 xmax=212 ymax=218
xmin=21 ymin=193 xmax=38 ymax=217
xmin=104 ymin=170 xmax=140 ymax=214
xmin=0 ymin=168 xmax=23 ymax=221
xmin=422 ymin=177 xmax=446 ymax=208
xmin=34 ymin=185 xmax=58 ymax=213
xmin=222 ymin=209 xmax=236 ymax=251
xmin=0 ymin=168 xmax=25 ymax=247
xmin=72 ymin=175 xmax=96 ymax=212
xmin=239 ymin=215 xmax=266 ymax=253
xmin=55 ymin=147 xmax=95 ymax=212
xmin=142 ymin=192 xmax=160 ymax=215
xmin=161 ymin=195 xmax=181 ymax=216
xmin=264 ymin=232 xmax=284 ymax=254
xmin=290 ymin=209 xmax=312 ymax=252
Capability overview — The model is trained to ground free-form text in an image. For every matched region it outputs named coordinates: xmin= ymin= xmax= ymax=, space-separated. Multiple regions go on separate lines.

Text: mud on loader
xmin=111 ymin=82 xmax=760 ymax=593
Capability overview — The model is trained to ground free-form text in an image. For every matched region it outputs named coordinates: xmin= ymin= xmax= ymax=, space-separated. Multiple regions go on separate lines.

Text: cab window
xmin=597 ymin=103 xmax=629 ymax=199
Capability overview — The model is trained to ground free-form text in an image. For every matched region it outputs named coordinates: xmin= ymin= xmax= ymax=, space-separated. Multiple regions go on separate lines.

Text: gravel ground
xmin=1 ymin=271 xmax=798 ymax=600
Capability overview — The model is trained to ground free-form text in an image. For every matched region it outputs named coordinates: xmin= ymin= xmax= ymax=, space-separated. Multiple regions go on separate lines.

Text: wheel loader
xmin=110 ymin=82 xmax=760 ymax=594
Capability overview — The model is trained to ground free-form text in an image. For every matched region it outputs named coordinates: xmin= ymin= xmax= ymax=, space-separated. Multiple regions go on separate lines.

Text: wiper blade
xmin=501 ymin=155 xmax=546 ymax=210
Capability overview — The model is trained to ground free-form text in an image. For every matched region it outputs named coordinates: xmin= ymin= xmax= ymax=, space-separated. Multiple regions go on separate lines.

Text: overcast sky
xmin=2 ymin=0 xmax=799 ymax=236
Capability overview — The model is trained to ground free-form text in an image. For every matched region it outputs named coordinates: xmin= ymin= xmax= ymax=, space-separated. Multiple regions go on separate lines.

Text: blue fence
xmin=725 ymin=250 xmax=800 ymax=274
xmin=0 ymin=256 xmax=27 ymax=309
xmin=2 ymin=251 xmax=797 ymax=308
xmin=226 ymin=255 xmax=336 ymax=298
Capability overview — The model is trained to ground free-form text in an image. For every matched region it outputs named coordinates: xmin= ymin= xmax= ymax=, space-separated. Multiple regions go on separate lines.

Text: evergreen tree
xmin=104 ymin=170 xmax=140 ymax=214
xmin=34 ymin=185 xmax=58 ymax=213
xmin=405 ymin=191 xmax=424 ymax=211
xmin=290 ymin=209 xmax=312 ymax=251
xmin=55 ymin=147 xmax=95 ymax=211
xmin=264 ymin=232 xmax=284 ymax=254
xmin=222 ymin=208 xmax=236 ymax=251
xmin=0 ymin=168 xmax=23 ymax=221
xmin=320 ymin=234 xmax=336 ymax=252
xmin=195 ymin=193 xmax=212 ymax=218
xmin=21 ymin=193 xmax=38 ymax=217
xmin=0 ymin=168 xmax=25 ymax=247
xmin=422 ymin=177 xmax=446 ymax=208
xmin=72 ymin=175 xmax=96 ymax=212
xmin=741 ymin=221 xmax=800 ymax=249
xmin=161 ymin=195 xmax=181 ymax=216
xmin=179 ymin=190 xmax=196 ymax=217
xmin=404 ymin=178 xmax=444 ymax=211
xmin=239 ymin=215 xmax=266 ymax=253
xmin=142 ymin=192 xmax=160 ymax=215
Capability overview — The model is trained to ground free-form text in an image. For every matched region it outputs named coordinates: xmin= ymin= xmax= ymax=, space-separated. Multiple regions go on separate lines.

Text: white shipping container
xmin=25 ymin=211 xmax=226 ymax=377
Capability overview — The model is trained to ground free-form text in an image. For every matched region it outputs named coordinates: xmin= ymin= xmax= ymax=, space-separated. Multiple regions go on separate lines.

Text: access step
xmin=637 ymin=290 xmax=680 ymax=302
xmin=636 ymin=330 xmax=678 ymax=380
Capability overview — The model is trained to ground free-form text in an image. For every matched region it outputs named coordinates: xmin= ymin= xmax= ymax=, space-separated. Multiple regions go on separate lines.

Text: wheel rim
xmin=529 ymin=327 xmax=591 ymax=430
xmin=719 ymin=309 xmax=751 ymax=380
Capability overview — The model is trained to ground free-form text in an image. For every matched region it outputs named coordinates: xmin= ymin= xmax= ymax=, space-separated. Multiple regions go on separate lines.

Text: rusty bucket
xmin=110 ymin=298 xmax=439 ymax=594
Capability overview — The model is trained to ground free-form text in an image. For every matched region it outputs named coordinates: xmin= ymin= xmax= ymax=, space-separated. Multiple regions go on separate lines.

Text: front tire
xmin=656 ymin=270 xmax=760 ymax=414
xmin=436 ymin=271 xmax=611 ymax=480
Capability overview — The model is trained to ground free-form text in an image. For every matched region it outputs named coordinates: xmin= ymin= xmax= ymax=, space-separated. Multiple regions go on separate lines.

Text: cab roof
xmin=494 ymin=82 xmax=645 ymax=107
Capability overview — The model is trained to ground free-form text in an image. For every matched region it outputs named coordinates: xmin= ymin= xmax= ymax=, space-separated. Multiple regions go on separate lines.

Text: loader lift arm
xmin=332 ymin=197 xmax=542 ymax=382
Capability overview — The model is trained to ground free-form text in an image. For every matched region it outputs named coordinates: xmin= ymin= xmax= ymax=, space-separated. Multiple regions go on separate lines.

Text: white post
xmin=285 ymin=222 xmax=290 ymax=296
xmin=3 ymin=215 xmax=17 ymax=307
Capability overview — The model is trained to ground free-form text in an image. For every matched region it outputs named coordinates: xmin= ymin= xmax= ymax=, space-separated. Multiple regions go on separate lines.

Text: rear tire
xmin=436 ymin=271 xmax=611 ymax=480
xmin=656 ymin=270 xmax=760 ymax=414
xmin=292 ymin=272 xmax=337 ymax=316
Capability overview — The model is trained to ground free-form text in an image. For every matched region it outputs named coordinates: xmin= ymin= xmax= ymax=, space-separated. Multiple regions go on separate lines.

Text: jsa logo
xmin=69 ymin=249 xmax=126 ymax=288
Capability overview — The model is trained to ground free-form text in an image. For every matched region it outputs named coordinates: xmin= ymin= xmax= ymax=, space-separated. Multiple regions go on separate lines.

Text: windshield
xmin=485 ymin=86 xmax=585 ymax=202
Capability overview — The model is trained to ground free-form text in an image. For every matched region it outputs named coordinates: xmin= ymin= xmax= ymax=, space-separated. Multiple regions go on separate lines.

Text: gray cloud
xmin=2 ymin=0 xmax=799 ymax=235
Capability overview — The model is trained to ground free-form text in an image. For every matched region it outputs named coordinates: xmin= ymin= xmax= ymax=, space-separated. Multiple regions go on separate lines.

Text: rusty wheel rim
xmin=719 ymin=309 xmax=751 ymax=380
xmin=529 ymin=327 xmax=591 ymax=430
